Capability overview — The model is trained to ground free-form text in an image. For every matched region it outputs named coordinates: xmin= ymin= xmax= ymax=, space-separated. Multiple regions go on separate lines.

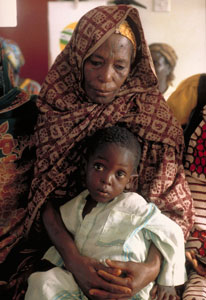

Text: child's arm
xmin=150 ymin=284 xmax=180 ymax=300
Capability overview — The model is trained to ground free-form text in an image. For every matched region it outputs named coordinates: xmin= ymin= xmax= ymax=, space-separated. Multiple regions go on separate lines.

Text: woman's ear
xmin=125 ymin=174 xmax=138 ymax=192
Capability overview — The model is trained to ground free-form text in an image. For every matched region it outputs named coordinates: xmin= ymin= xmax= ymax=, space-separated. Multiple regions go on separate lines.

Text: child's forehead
xmin=93 ymin=142 xmax=134 ymax=159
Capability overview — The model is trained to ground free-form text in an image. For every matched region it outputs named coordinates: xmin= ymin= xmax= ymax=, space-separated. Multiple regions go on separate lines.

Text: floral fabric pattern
xmin=185 ymin=106 xmax=206 ymax=263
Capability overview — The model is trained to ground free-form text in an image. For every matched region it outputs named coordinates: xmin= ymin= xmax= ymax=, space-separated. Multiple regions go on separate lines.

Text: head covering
xmin=167 ymin=74 xmax=201 ymax=126
xmin=115 ymin=20 xmax=137 ymax=55
xmin=149 ymin=43 xmax=177 ymax=69
xmin=149 ymin=43 xmax=178 ymax=85
xmin=0 ymin=37 xmax=41 ymax=95
xmin=0 ymin=38 xmax=25 ymax=74
xmin=26 ymin=5 xmax=194 ymax=239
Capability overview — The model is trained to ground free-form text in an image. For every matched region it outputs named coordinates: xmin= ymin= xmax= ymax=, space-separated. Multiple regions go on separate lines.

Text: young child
xmin=25 ymin=126 xmax=186 ymax=300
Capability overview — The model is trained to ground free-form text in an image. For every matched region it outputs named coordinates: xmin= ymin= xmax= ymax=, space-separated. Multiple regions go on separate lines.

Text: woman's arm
xmin=90 ymin=243 xmax=162 ymax=299
xmin=42 ymin=200 xmax=132 ymax=299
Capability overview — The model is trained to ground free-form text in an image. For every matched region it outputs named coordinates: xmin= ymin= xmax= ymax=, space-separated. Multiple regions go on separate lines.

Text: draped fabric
xmin=26 ymin=5 xmax=194 ymax=239
xmin=0 ymin=40 xmax=42 ymax=300
xmin=183 ymin=271 xmax=206 ymax=300
xmin=185 ymin=107 xmax=206 ymax=262
xmin=167 ymin=74 xmax=206 ymax=300
xmin=182 ymin=106 xmax=206 ymax=300
xmin=0 ymin=41 xmax=38 ymax=264
xmin=167 ymin=74 xmax=201 ymax=126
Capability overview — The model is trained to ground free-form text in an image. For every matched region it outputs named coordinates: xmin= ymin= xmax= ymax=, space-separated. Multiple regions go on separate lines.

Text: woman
xmin=167 ymin=73 xmax=206 ymax=300
xmin=24 ymin=5 xmax=194 ymax=299
xmin=0 ymin=37 xmax=41 ymax=95
xmin=149 ymin=43 xmax=178 ymax=99
xmin=0 ymin=40 xmax=42 ymax=299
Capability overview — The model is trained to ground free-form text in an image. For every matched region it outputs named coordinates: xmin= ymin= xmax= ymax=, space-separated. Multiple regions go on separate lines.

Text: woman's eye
xmin=90 ymin=60 xmax=102 ymax=67
xmin=115 ymin=65 xmax=125 ymax=71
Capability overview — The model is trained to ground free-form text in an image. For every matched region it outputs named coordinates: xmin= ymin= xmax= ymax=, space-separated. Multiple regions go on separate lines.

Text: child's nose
xmin=101 ymin=172 xmax=113 ymax=185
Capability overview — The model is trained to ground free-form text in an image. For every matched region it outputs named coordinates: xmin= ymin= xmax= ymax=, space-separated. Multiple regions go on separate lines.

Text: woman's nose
xmin=98 ymin=65 xmax=113 ymax=82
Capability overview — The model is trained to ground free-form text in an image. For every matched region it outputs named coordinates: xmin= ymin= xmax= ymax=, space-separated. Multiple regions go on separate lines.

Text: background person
xmin=167 ymin=73 xmax=206 ymax=300
xmin=0 ymin=39 xmax=41 ymax=300
xmin=0 ymin=37 xmax=41 ymax=95
xmin=149 ymin=42 xmax=178 ymax=99
xmin=25 ymin=126 xmax=186 ymax=300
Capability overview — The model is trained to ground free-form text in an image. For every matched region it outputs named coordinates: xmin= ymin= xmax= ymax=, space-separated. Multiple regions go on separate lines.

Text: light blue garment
xmin=25 ymin=191 xmax=186 ymax=300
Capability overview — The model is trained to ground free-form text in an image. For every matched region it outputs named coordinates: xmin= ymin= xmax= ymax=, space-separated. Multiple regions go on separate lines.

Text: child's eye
xmin=94 ymin=163 xmax=104 ymax=171
xmin=117 ymin=170 xmax=126 ymax=178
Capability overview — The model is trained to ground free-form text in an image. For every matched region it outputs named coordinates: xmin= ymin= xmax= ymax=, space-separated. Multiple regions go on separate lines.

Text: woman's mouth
xmin=94 ymin=89 xmax=113 ymax=97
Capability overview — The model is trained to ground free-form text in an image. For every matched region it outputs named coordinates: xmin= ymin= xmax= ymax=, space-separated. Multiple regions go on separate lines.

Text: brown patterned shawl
xmin=26 ymin=5 xmax=194 ymax=240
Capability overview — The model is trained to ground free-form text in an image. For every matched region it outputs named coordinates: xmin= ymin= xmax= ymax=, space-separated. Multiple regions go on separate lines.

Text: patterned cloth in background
xmin=25 ymin=191 xmax=186 ymax=300
xmin=0 ymin=39 xmax=42 ymax=300
xmin=0 ymin=37 xmax=41 ymax=95
xmin=183 ymin=105 xmax=206 ymax=300
xmin=26 ymin=5 xmax=194 ymax=241
xmin=168 ymin=74 xmax=206 ymax=300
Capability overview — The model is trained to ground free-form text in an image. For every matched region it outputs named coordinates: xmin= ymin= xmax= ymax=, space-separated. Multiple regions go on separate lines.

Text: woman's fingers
xmin=186 ymin=250 xmax=206 ymax=276
xmin=89 ymin=288 xmax=131 ymax=299
xmin=106 ymin=259 xmax=129 ymax=271
xmin=98 ymin=270 xmax=131 ymax=287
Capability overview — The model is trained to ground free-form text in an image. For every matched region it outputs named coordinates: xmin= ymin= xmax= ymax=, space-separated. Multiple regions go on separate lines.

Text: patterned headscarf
xmin=26 ymin=5 xmax=194 ymax=239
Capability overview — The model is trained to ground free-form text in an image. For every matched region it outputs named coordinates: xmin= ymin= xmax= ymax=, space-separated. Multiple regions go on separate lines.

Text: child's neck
xmin=82 ymin=194 xmax=97 ymax=219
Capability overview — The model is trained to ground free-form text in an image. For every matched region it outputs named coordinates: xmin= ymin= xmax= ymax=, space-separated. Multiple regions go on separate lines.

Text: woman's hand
xmin=90 ymin=243 xmax=162 ymax=299
xmin=43 ymin=203 xmax=161 ymax=299
xmin=186 ymin=250 xmax=206 ymax=276
xmin=91 ymin=260 xmax=155 ymax=299
xmin=42 ymin=201 xmax=132 ymax=299
xmin=70 ymin=256 xmax=132 ymax=299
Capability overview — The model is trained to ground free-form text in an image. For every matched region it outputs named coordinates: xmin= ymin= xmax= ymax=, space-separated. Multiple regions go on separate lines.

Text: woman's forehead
xmin=91 ymin=34 xmax=133 ymax=60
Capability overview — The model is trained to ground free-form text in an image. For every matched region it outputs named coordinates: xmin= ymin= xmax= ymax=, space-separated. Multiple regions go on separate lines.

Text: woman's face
xmin=83 ymin=34 xmax=133 ymax=104
xmin=150 ymin=51 xmax=171 ymax=92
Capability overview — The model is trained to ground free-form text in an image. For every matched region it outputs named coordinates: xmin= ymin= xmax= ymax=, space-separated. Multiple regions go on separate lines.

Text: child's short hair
xmin=86 ymin=126 xmax=141 ymax=171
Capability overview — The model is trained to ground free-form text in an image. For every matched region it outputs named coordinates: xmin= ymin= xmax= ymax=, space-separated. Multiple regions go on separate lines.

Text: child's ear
xmin=125 ymin=174 xmax=138 ymax=192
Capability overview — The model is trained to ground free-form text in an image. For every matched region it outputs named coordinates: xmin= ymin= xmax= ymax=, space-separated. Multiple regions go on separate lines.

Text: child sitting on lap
xmin=25 ymin=126 xmax=186 ymax=300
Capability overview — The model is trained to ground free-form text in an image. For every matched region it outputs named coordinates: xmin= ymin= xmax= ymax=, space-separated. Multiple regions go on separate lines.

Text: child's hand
xmin=150 ymin=284 xmax=180 ymax=300
xmin=186 ymin=250 xmax=206 ymax=276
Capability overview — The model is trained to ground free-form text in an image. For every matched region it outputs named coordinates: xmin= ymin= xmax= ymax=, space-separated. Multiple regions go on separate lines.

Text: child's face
xmin=86 ymin=143 xmax=136 ymax=203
